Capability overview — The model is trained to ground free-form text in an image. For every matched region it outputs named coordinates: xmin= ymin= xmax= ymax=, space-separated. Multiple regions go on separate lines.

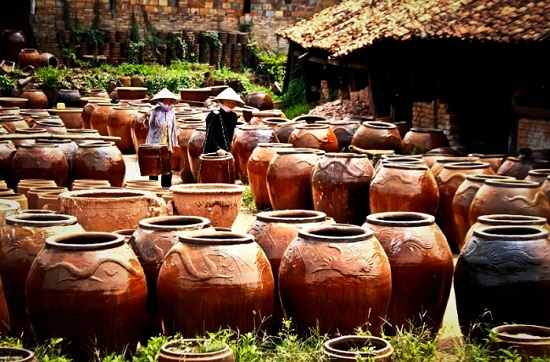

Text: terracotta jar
xmin=85 ymin=89 xmax=109 ymax=98
xmin=39 ymin=52 xmax=58 ymax=68
xmin=26 ymin=186 xmax=68 ymax=210
xmin=107 ymin=105 xmax=139 ymax=154
xmin=491 ymin=324 xmax=550 ymax=360
xmin=350 ymin=121 xmax=403 ymax=153
xmin=430 ymin=156 xmax=481 ymax=178
xmin=71 ymin=178 xmax=111 ymax=190
xmin=0 ymin=198 xmax=20 ymax=227
xmin=19 ymin=89 xmax=48 ymax=109
xmin=54 ymin=89 xmax=82 ymax=108
xmin=245 ymin=91 xmax=274 ymax=110
xmin=48 ymin=108 xmax=84 ymax=129
xmin=469 ymin=179 xmax=550 ymax=225
xmin=66 ymin=128 xmax=101 ymax=145
xmin=115 ymin=87 xmax=148 ymax=101
xmin=363 ymin=212 xmax=454 ymax=335
xmin=0 ymin=116 xmax=29 ymax=133
xmin=59 ymin=188 xmax=165 ymax=232
xmin=452 ymin=174 xmax=516 ymax=252
xmin=16 ymin=178 xmax=57 ymax=197
xmin=436 ymin=161 xmax=495 ymax=252
xmin=468 ymin=153 xmax=508 ymax=173
xmin=370 ymin=162 xmax=440 ymax=216
xmin=12 ymin=128 xmax=48 ymax=148
xmin=17 ymin=48 xmax=40 ymax=68
xmin=3 ymin=30 xmax=27 ymax=61
xmin=288 ymin=123 xmax=339 ymax=153
xmin=131 ymin=110 xmax=151 ymax=153
xmin=231 ymin=124 xmax=279 ymax=184
xmin=10 ymin=143 xmax=69 ymax=188
xmin=158 ymin=339 xmax=234 ymax=362
xmin=36 ymin=191 xmax=62 ymax=212
xmin=422 ymin=149 xmax=461 ymax=168
xmin=279 ymin=224 xmax=392 ymax=335
xmin=275 ymin=120 xmax=304 ymax=143
xmin=266 ymin=148 xmax=323 ymax=211
xmin=323 ymin=335 xmax=393 ymax=362
xmin=71 ymin=142 xmax=126 ymax=187
xmin=169 ymin=184 xmax=245 ymax=228
xmin=25 ymin=231 xmax=147 ymax=361
xmin=247 ymin=142 xmax=293 ymax=210
xmin=90 ymin=102 xmax=116 ymax=136
xmin=157 ymin=230 xmax=275 ymax=337
xmin=197 ymin=153 xmax=236 ymax=184
xmin=1 ymin=193 xmax=28 ymax=210
xmin=247 ymin=209 xmax=335 ymax=332
xmin=373 ymin=154 xmax=424 ymax=177
xmin=177 ymin=120 xmax=205 ymax=183
xmin=464 ymin=214 xmax=550 ymax=251
xmin=311 ymin=152 xmax=374 ymax=225
xmin=401 ymin=127 xmax=450 ymax=155
xmin=81 ymin=98 xmax=110 ymax=129
xmin=454 ymin=226 xmax=550 ymax=338
xmin=0 ymin=213 xmax=84 ymax=338
xmin=0 ymin=141 xmax=16 ymax=189
xmin=260 ymin=116 xmax=291 ymax=133
xmin=187 ymin=127 xmax=206 ymax=182
xmin=525 ymin=168 xmax=550 ymax=185
xmin=128 ymin=215 xmax=212 ymax=343
xmin=543 ymin=175 xmax=550 ymax=201
xmin=329 ymin=119 xmax=362 ymax=152
xmin=496 ymin=155 xmax=549 ymax=180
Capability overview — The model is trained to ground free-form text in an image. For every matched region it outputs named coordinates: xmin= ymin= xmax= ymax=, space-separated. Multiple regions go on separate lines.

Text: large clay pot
xmin=16 ymin=178 xmax=57 ymax=197
xmin=496 ymin=156 xmax=536 ymax=180
xmin=231 ymin=124 xmax=279 ymax=184
xmin=491 ymin=324 xmax=550 ymax=360
xmin=468 ymin=153 xmax=508 ymax=173
xmin=25 ymin=231 xmax=147 ymax=361
xmin=59 ymin=188 xmax=165 ymax=232
xmin=452 ymin=174 xmax=516 ymax=251
xmin=169 ymin=184 xmax=245 ymax=228
xmin=323 ymin=335 xmax=393 ymax=362
xmin=245 ymin=91 xmax=273 ymax=110
xmin=279 ymin=224 xmax=392 ymax=335
xmin=0 ymin=116 xmax=29 ymax=133
xmin=39 ymin=52 xmax=58 ymax=68
xmin=33 ymin=118 xmax=67 ymax=135
xmin=329 ymin=119 xmax=362 ymax=152
xmin=177 ymin=120 xmax=205 ymax=183
xmin=288 ymin=123 xmax=339 ymax=152
xmin=26 ymin=186 xmax=68 ymax=210
xmin=0 ymin=213 xmax=84 ymax=338
xmin=157 ymin=230 xmax=275 ymax=337
xmin=435 ymin=161 xmax=495 ymax=252
xmin=454 ymin=226 xmax=550 ymax=338
xmin=54 ymin=89 xmax=82 ymax=108
xmin=0 ymin=193 xmax=28 ymax=210
xmin=115 ymin=87 xmax=147 ymax=101
xmin=430 ymin=156 xmax=481 ymax=178
xmin=369 ymin=162 xmax=440 ymax=216
xmin=197 ymin=153 xmax=236 ymax=184
xmin=158 ymin=339 xmax=234 ymax=362
xmin=107 ymin=105 xmax=139 ymax=154
xmin=187 ymin=127 xmax=206 ymax=182
xmin=363 ymin=212 xmax=454 ymax=335
xmin=71 ymin=142 xmax=126 ymax=187
xmin=311 ymin=152 xmax=374 ymax=225
xmin=48 ymin=108 xmax=84 ymax=129
xmin=247 ymin=209 xmax=335 ymax=332
xmin=10 ymin=143 xmax=69 ymax=188
xmin=131 ymin=110 xmax=151 ymax=153
xmin=525 ymin=168 xmax=550 ymax=185
xmin=81 ymin=98 xmax=111 ymax=129
xmin=3 ymin=30 xmax=27 ymax=61
xmin=266 ymin=148 xmax=323 ymax=211
xmin=350 ymin=121 xmax=403 ymax=153
xmin=179 ymin=88 xmax=212 ymax=103
xmin=128 ymin=215 xmax=212 ymax=343
xmin=19 ymin=89 xmax=48 ymax=109
xmin=17 ymin=48 xmax=40 ymax=68
xmin=275 ymin=120 xmax=304 ymax=143
xmin=401 ymin=127 xmax=450 ymax=155
xmin=0 ymin=141 xmax=16 ymax=189
xmin=469 ymin=179 xmax=550 ymax=226
xmin=90 ymin=102 xmax=116 ymax=136
xmin=247 ymin=142 xmax=293 ymax=210
xmin=0 ymin=199 xmax=19 ymax=335
xmin=0 ymin=98 xmax=27 ymax=109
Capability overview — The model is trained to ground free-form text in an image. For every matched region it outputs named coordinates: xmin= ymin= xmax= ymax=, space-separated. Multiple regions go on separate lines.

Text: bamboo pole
xmin=0 ymin=134 xmax=121 ymax=141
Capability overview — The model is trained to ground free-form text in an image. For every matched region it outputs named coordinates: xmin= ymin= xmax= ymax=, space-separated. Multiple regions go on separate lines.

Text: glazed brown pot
xmin=0 ymin=213 xmax=84 ymax=338
xmin=26 ymin=186 xmax=68 ymax=210
xmin=451 ymin=174 xmax=516 ymax=252
xmin=435 ymin=161 xmax=495 ymax=252
xmin=115 ymin=87 xmax=147 ymax=100
xmin=48 ymin=108 xmax=84 ymax=129
xmin=107 ymin=105 xmax=139 ymax=154
xmin=288 ymin=123 xmax=339 ymax=153
xmin=39 ymin=52 xmax=58 ymax=68
xmin=177 ymin=120 xmax=205 ymax=183
xmin=455 ymin=226 xmax=550 ymax=338
xmin=90 ymin=102 xmax=116 ymax=136
xmin=17 ymin=48 xmax=40 ymax=68
xmin=59 ymin=188 xmax=165 ymax=232
xmin=10 ymin=143 xmax=69 ymax=188
xmin=311 ymin=152 xmax=374 ymax=225
xmin=274 ymin=120 xmax=303 ymax=143
xmin=401 ymin=127 xmax=450 ymax=155
xmin=81 ymin=98 xmax=110 ymax=129
xmin=247 ymin=209 xmax=335 ymax=333
xmin=231 ymin=124 xmax=279 ymax=184
xmin=247 ymin=142 xmax=293 ymax=210
xmin=128 ymin=215 xmax=212 ymax=343
xmin=25 ymin=232 xmax=147 ymax=361
xmin=364 ymin=212 xmax=454 ymax=335
xmin=71 ymin=142 xmax=126 ymax=187
xmin=279 ymin=224 xmax=392 ymax=335
xmin=245 ymin=91 xmax=274 ymax=110
xmin=179 ymin=88 xmax=212 ymax=103
xmin=468 ymin=153 xmax=508 ymax=173
xmin=525 ymin=168 xmax=550 ymax=185
xmin=0 ymin=98 xmax=27 ymax=109
xmin=131 ymin=110 xmax=151 ymax=154
xmin=19 ymin=89 xmax=48 ymax=109
xmin=370 ymin=162 xmax=440 ymax=216
xmin=491 ymin=324 xmax=550 ymax=360
xmin=328 ymin=119 xmax=362 ymax=152
xmin=469 ymin=179 xmax=550 ymax=225
xmin=187 ymin=127 xmax=206 ymax=182
xmin=350 ymin=121 xmax=403 ymax=153
xmin=197 ymin=153 xmax=236 ymax=184
xmin=496 ymin=156 xmax=535 ymax=180
xmin=266 ymin=148 xmax=323 ymax=210
xmin=0 ymin=141 xmax=17 ymax=189
xmin=157 ymin=230 xmax=275 ymax=337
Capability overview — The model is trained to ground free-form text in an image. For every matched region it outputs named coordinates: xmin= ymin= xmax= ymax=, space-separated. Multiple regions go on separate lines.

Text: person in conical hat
xmin=143 ymin=88 xmax=179 ymax=187
xmin=203 ymin=87 xmax=245 ymax=156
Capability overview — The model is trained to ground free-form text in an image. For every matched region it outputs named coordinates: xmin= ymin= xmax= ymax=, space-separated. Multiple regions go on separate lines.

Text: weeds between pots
xmin=1 ymin=318 xmax=546 ymax=362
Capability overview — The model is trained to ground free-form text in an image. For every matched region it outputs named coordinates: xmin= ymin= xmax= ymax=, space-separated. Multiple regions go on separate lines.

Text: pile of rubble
xmin=308 ymin=87 xmax=371 ymax=120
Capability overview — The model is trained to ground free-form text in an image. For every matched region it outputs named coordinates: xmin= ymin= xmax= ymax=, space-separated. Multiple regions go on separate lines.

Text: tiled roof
xmin=276 ymin=0 xmax=550 ymax=59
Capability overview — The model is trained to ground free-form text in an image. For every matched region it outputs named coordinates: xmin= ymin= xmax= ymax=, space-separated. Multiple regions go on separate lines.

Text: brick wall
xmin=30 ymin=0 xmax=339 ymax=57
xmin=517 ymin=117 xmax=550 ymax=150
xmin=412 ymin=101 xmax=462 ymax=148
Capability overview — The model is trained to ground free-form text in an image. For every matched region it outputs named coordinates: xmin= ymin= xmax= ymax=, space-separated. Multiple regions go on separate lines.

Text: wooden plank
xmin=0 ymin=134 xmax=121 ymax=141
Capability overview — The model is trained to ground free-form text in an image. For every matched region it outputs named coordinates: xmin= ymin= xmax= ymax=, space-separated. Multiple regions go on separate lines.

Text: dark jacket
xmin=203 ymin=108 xmax=239 ymax=154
